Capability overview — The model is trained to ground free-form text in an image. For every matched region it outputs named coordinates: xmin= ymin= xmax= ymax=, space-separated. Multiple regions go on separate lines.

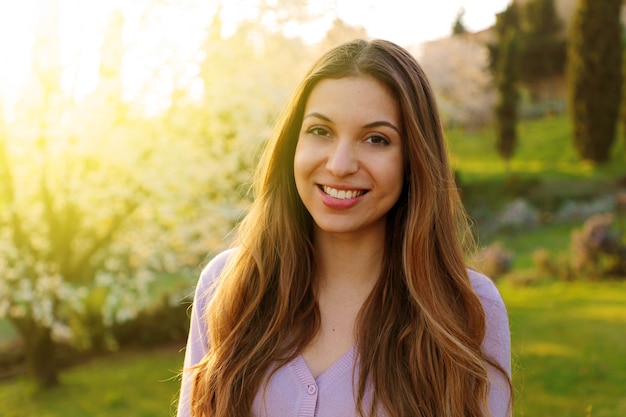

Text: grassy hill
xmin=447 ymin=114 xmax=625 ymax=212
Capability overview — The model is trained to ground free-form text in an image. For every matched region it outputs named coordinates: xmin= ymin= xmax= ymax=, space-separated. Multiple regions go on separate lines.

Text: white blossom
xmin=420 ymin=36 xmax=496 ymax=128
xmin=9 ymin=305 xmax=26 ymax=319
xmin=51 ymin=322 xmax=73 ymax=343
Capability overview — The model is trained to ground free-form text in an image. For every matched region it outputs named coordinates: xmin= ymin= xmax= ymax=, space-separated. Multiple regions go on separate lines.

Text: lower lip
xmin=318 ymin=188 xmax=363 ymax=209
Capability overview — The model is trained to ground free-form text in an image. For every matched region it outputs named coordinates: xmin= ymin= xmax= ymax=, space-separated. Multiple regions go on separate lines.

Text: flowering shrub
xmin=420 ymin=36 xmax=496 ymax=128
xmin=570 ymin=213 xmax=626 ymax=277
xmin=0 ymin=1 xmax=321 ymax=387
xmin=0 ymin=125 xmax=244 ymax=384
xmin=496 ymin=198 xmax=539 ymax=230
xmin=0 ymin=254 xmax=87 ymax=344
xmin=532 ymin=248 xmax=574 ymax=282
xmin=520 ymin=212 xmax=626 ymax=285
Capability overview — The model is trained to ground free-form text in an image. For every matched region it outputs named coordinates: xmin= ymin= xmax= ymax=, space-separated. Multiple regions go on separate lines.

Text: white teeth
xmin=323 ymin=186 xmax=363 ymax=200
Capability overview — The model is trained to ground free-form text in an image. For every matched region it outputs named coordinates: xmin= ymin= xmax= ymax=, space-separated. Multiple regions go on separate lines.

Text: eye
xmin=306 ymin=126 xmax=331 ymax=137
xmin=364 ymin=134 xmax=390 ymax=146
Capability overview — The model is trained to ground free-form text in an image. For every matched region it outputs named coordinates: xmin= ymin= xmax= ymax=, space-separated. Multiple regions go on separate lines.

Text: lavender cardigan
xmin=177 ymin=249 xmax=512 ymax=416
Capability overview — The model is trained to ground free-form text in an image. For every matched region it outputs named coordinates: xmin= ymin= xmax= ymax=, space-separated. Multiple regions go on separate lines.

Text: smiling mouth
xmin=320 ymin=185 xmax=367 ymax=200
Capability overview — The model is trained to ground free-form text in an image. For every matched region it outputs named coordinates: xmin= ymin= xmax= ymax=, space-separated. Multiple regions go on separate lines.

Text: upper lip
xmin=318 ymin=183 xmax=368 ymax=191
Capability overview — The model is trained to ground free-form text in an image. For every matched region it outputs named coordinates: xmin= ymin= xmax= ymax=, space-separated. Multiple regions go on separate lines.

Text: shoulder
xmin=468 ymin=269 xmax=507 ymax=314
xmin=467 ymin=269 xmax=510 ymax=347
xmin=199 ymin=248 xmax=237 ymax=284
xmin=467 ymin=271 xmax=512 ymax=413
xmin=468 ymin=269 xmax=511 ymax=372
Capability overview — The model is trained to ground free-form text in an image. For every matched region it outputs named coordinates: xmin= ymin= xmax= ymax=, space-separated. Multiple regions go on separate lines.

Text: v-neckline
xmin=292 ymin=345 xmax=357 ymax=385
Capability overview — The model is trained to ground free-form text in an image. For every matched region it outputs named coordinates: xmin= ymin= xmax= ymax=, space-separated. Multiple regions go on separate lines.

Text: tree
xmin=420 ymin=37 xmax=495 ymax=128
xmin=452 ymin=8 xmax=467 ymax=35
xmin=0 ymin=5 xmax=148 ymax=387
xmin=622 ymin=36 xmax=626 ymax=156
xmin=315 ymin=18 xmax=368 ymax=54
xmin=518 ymin=0 xmax=566 ymax=101
xmin=567 ymin=0 xmax=623 ymax=163
xmin=491 ymin=3 xmax=521 ymax=171
xmin=487 ymin=2 xmax=520 ymax=71
xmin=495 ymin=30 xmax=519 ymax=170
xmin=0 ymin=2 xmax=219 ymax=388
xmin=487 ymin=0 xmax=564 ymax=102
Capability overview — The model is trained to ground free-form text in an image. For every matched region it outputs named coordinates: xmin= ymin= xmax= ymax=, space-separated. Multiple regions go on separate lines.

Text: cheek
xmin=293 ymin=139 xmax=319 ymax=176
xmin=293 ymin=142 xmax=304 ymax=177
xmin=293 ymin=141 xmax=309 ymax=195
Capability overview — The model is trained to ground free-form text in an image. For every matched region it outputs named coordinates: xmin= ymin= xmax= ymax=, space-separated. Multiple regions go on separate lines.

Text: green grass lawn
xmin=501 ymin=280 xmax=626 ymax=417
xmin=0 ymin=344 xmax=185 ymax=417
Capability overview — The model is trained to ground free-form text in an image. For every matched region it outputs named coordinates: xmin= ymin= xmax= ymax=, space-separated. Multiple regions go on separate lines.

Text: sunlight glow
xmin=0 ymin=0 xmax=39 ymax=120
xmin=526 ymin=342 xmax=579 ymax=357
xmin=0 ymin=0 xmax=510 ymax=119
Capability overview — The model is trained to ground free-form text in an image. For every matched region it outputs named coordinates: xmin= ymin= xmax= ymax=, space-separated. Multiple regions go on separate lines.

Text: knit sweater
xmin=177 ymin=249 xmax=512 ymax=417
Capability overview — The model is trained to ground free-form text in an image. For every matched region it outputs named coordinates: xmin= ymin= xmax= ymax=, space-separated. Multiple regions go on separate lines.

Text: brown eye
xmin=364 ymin=135 xmax=390 ymax=146
xmin=307 ymin=126 xmax=331 ymax=137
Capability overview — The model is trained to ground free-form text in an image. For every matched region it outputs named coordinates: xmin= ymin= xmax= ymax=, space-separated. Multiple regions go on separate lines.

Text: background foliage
xmin=1 ymin=0 xmax=626 ymax=415
xmin=567 ymin=0 xmax=623 ymax=163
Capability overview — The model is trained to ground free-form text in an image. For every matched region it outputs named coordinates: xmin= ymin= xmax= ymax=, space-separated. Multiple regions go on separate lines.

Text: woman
xmin=177 ymin=39 xmax=512 ymax=417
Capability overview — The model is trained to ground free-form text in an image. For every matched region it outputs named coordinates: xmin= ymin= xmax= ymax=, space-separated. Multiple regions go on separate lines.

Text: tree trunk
xmin=12 ymin=318 xmax=59 ymax=388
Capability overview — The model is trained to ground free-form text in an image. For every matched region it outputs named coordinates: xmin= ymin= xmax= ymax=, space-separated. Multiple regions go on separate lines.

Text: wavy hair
xmin=190 ymin=39 xmax=511 ymax=417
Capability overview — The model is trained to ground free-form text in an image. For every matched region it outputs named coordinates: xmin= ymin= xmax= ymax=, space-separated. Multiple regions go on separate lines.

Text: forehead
xmin=303 ymin=76 xmax=401 ymax=125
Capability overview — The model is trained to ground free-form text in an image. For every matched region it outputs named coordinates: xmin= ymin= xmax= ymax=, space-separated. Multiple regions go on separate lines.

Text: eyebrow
xmin=303 ymin=112 xmax=401 ymax=135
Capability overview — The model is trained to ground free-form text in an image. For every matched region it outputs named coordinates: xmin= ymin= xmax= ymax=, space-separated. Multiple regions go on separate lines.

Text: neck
xmin=312 ymin=228 xmax=385 ymax=297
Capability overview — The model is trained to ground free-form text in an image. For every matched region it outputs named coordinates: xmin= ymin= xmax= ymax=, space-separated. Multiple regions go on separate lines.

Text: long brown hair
xmin=190 ymin=39 xmax=511 ymax=417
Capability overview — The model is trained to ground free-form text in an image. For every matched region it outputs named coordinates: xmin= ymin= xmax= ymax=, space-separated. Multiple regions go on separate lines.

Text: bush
xmin=570 ymin=213 xmax=626 ymax=278
xmin=0 ymin=290 xmax=193 ymax=379
xmin=532 ymin=248 xmax=574 ymax=282
xmin=111 ymin=293 xmax=192 ymax=348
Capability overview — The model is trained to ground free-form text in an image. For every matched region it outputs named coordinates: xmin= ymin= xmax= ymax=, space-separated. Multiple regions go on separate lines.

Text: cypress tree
xmin=491 ymin=3 xmax=521 ymax=171
xmin=567 ymin=0 xmax=623 ymax=163
xmin=495 ymin=28 xmax=519 ymax=168
xmin=519 ymin=0 xmax=566 ymax=95
xmin=452 ymin=8 xmax=467 ymax=35
xmin=622 ymin=30 xmax=626 ymax=155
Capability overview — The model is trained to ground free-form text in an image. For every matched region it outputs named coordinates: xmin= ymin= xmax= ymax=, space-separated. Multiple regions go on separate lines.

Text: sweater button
xmin=307 ymin=384 xmax=317 ymax=395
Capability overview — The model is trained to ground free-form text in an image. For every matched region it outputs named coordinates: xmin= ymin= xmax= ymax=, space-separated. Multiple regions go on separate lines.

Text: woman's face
xmin=294 ymin=75 xmax=404 ymax=238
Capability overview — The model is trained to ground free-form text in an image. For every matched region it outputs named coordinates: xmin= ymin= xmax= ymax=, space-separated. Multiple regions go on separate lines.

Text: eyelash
xmin=365 ymin=135 xmax=390 ymax=146
xmin=307 ymin=126 xmax=330 ymax=137
xmin=306 ymin=127 xmax=390 ymax=146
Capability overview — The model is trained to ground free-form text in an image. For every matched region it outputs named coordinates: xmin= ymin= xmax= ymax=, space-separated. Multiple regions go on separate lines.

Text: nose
xmin=326 ymin=139 xmax=358 ymax=177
